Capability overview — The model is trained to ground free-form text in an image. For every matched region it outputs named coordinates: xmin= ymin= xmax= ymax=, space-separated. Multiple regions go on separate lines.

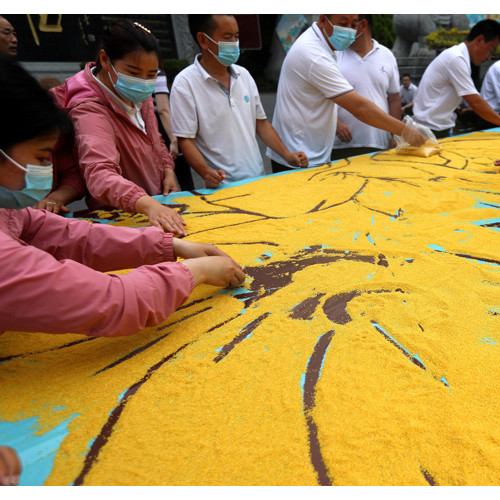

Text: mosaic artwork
xmin=1 ymin=129 xmax=500 ymax=485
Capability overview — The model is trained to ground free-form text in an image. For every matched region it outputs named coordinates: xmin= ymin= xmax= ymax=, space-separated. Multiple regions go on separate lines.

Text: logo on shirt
xmin=244 ymin=95 xmax=250 ymax=103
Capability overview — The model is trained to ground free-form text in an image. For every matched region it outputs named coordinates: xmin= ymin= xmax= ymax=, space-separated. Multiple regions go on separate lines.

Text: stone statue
xmin=392 ymin=14 xmax=470 ymax=58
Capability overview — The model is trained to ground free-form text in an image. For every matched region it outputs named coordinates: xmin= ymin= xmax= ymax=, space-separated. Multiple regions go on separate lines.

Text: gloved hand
xmin=401 ymin=124 xmax=427 ymax=147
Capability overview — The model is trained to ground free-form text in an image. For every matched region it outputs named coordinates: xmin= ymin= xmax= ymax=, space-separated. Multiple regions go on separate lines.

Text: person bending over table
xmin=0 ymin=55 xmax=245 ymax=338
xmin=51 ymin=20 xmax=186 ymax=235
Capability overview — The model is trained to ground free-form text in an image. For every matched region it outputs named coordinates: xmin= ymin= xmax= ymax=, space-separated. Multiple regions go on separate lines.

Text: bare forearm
xmin=464 ymin=94 xmax=500 ymax=126
xmin=335 ymin=91 xmax=405 ymax=136
xmin=49 ymin=185 xmax=81 ymax=205
xmin=256 ymin=119 xmax=290 ymax=159
xmin=177 ymin=138 xmax=211 ymax=177
xmin=388 ymin=93 xmax=402 ymax=120
xmin=158 ymin=110 xmax=175 ymax=143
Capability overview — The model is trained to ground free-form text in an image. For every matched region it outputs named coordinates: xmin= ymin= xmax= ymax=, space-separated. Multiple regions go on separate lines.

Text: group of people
xmin=1 ymin=13 xmax=500 ymax=486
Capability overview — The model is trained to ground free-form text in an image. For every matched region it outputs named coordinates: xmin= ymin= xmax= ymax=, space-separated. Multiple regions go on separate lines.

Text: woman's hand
xmin=136 ymin=196 xmax=186 ymax=236
xmin=181 ymin=256 xmax=245 ymax=288
xmin=34 ymin=196 xmax=70 ymax=214
xmin=0 ymin=446 xmax=22 ymax=486
xmin=173 ymin=239 xmax=232 ymax=260
xmin=162 ymin=168 xmax=180 ymax=195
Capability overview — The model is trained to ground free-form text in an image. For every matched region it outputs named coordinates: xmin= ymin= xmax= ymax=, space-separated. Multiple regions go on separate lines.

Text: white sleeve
xmin=388 ymin=56 xmax=401 ymax=95
xmin=170 ymin=78 xmax=198 ymax=139
xmin=309 ymin=54 xmax=353 ymax=99
xmin=449 ymin=56 xmax=479 ymax=97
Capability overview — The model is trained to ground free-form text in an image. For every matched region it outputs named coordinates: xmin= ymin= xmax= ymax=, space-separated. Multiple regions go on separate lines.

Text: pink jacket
xmin=51 ymin=63 xmax=175 ymax=212
xmin=0 ymin=208 xmax=193 ymax=337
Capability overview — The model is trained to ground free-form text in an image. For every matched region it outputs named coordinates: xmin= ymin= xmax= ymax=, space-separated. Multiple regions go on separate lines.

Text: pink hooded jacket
xmin=0 ymin=207 xmax=193 ymax=337
xmin=51 ymin=63 xmax=175 ymax=212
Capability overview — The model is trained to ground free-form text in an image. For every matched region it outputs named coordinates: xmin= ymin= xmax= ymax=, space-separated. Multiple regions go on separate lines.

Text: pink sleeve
xmin=0 ymin=209 xmax=194 ymax=337
xmin=71 ymin=101 xmax=149 ymax=212
xmin=19 ymin=208 xmax=175 ymax=270
xmin=52 ymin=148 xmax=85 ymax=196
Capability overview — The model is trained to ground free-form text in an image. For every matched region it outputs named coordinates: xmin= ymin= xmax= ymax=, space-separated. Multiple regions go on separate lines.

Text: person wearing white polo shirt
xmin=400 ymin=74 xmax=418 ymax=116
xmin=170 ymin=14 xmax=308 ymax=189
xmin=479 ymin=60 xmax=500 ymax=129
xmin=267 ymin=14 xmax=426 ymax=173
xmin=332 ymin=14 xmax=401 ymax=161
xmin=413 ymin=19 xmax=500 ymax=139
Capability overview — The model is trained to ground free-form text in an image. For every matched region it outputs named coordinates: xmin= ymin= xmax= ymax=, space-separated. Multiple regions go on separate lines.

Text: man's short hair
xmin=188 ymin=15 xmax=218 ymax=47
xmin=466 ymin=19 xmax=500 ymax=43
xmin=359 ymin=14 xmax=373 ymax=32
xmin=402 ymin=73 xmax=412 ymax=79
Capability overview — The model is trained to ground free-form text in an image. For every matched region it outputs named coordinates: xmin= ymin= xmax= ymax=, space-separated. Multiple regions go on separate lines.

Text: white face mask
xmin=0 ymin=148 xmax=53 ymax=208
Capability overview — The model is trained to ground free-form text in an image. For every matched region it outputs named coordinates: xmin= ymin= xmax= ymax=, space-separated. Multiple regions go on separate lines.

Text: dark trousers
xmin=430 ymin=128 xmax=453 ymax=139
xmin=155 ymin=111 xmax=195 ymax=191
xmin=271 ymin=159 xmax=297 ymax=174
xmin=330 ymin=147 xmax=382 ymax=162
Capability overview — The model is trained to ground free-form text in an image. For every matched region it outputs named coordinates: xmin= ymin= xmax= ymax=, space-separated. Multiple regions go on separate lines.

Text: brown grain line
xmin=303 ymin=330 xmax=335 ymax=486
xmin=73 ymin=341 xmax=192 ymax=486
xmin=213 ymin=312 xmax=271 ymax=363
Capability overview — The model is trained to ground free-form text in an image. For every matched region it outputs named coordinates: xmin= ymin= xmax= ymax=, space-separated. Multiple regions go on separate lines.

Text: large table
xmin=1 ymin=129 xmax=500 ymax=485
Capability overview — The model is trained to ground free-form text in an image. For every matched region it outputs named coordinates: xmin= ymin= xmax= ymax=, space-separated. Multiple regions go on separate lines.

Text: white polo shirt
xmin=413 ymin=42 xmax=478 ymax=131
xmin=170 ymin=55 xmax=266 ymax=185
xmin=333 ymin=39 xmax=400 ymax=150
xmin=480 ymin=60 xmax=500 ymax=113
xmin=400 ymin=82 xmax=418 ymax=106
xmin=266 ymin=23 xmax=354 ymax=167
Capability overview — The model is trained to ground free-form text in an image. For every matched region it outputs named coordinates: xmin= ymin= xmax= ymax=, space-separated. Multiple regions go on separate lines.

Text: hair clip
xmin=133 ymin=22 xmax=151 ymax=34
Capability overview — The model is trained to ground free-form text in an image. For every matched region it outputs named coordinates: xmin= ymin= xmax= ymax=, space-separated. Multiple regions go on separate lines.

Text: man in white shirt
xmin=400 ymin=73 xmax=418 ymax=116
xmin=479 ymin=60 xmax=500 ymax=129
xmin=413 ymin=19 xmax=500 ymax=138
xmin=332 ymin=14 xmax=401 ymax=160
xmin=267 ymin=14 xmax=425 ymax=173
xmin=170 ymin=14 xmax=307 ymax=189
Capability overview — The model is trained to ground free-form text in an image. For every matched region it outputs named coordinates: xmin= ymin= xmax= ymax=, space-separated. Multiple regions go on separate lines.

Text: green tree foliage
xmin=372 ymin=15 xmax=395 ymax=48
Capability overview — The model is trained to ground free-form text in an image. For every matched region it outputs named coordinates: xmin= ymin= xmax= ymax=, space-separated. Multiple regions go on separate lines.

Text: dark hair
xmin=188 ymin=15 xmax=219 ymax=47
xmin=95 ymin=20 xmax=161 ymax=73
xmin=466 ymin=19 xmax=500 ymax=43
xmin=359 ymin=14 xmax=373 ymax=32
xmin=402 ymin=73 xmax=412 ymax=79
xmin=0 ymin=53 xmax=73 ymax=151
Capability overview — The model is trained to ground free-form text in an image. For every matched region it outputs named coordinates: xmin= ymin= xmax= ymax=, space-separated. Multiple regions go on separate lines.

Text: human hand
xmin=0 ymin=446 xmax=22 ymax=486
xmin=203 ymin=169 xmax=226 ymax=189
xmin=336 ymin=121 xmax=352 ymax=143
xmin=182 ymin=256 xmax=245 ymax=288
xmin=163 ymin=168 xmax=180 ymax=195
xmin=170 ymin=138 xmax=179 ymax=160
xmin=401 ymin=125 xmax=427 ymax=147
xmin=34 ymin=196 xmax=70 ymax=214
xmin=138 ymin=196 xmax=186 ymax=236
xmin=285 ymin=151 xmax=308 ymax=168
xmin=173 ymin=239 xmax=233 ymax=261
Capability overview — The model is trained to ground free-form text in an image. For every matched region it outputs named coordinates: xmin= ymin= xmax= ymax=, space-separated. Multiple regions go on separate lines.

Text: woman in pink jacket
xmin=51 ymin=20 xmax=187 ymax=235
xmin=0 ymin=54 xmax=245 ymax=335
xmin=0 ymin=62 xmax=244 ymax=486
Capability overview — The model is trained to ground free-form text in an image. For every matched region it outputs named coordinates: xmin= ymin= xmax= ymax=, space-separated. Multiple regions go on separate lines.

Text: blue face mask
xmin=324 ymin=19 xmax=357 ymax=51
xmin=109 ymin=62 xmax=158 ymax=103
xmin=204 ymin=33 xmax=240 ymax=66
xmin=0 ymin=148 xmax=53 ymax=208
